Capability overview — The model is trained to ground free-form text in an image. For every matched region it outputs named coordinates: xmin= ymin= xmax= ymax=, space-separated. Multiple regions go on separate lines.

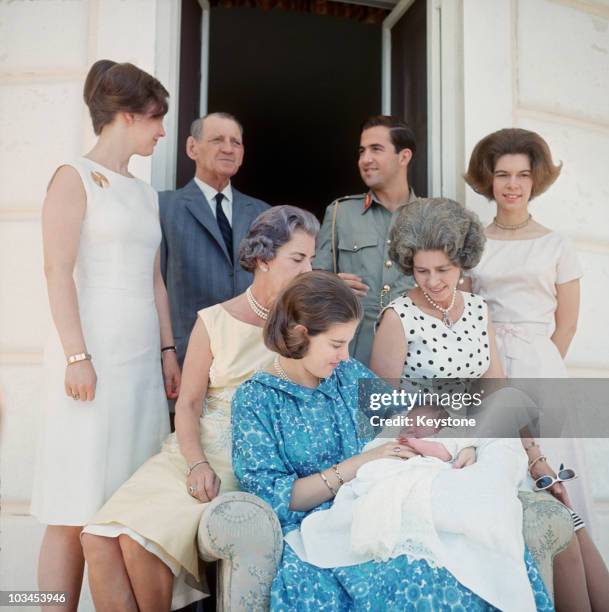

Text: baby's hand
xmin=398 ymin=437 xmax=452 ymax=461
xmin=453 ymin=447 xmax=476 ymax=469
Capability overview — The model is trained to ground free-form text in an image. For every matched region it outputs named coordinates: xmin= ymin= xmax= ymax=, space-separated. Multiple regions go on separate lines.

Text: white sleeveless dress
xmin=469 ymin=232 xmax=594 ymax=529
xmin=30 ymin=158 xmax=170 ymax=526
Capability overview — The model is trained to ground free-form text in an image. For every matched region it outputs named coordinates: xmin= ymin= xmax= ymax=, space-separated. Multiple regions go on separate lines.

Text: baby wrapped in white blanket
xmin=285 ymin=403 xmax=536 ymax=611
xmin=349 ymin=432 xmax=479 ymax=563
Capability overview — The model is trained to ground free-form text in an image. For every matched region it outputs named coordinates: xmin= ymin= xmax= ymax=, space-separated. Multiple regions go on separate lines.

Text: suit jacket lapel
xmin=182 ymin=180 xmax=231 ymax=261
xmin=231 ymin=188 xmax=254 ymax=261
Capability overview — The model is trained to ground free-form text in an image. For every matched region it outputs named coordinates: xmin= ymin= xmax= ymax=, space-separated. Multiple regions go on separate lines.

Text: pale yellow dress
xmin=83 ymin=304 xmax=274 ymax=609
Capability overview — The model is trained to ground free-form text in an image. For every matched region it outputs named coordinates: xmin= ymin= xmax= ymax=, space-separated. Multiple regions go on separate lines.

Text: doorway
xmin=176 ymin=0 xmax=428 ymax=218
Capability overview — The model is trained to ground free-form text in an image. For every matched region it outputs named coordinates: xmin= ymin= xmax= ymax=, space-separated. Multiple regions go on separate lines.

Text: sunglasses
xmin=534 ymin=464 xmax=577 ymax=492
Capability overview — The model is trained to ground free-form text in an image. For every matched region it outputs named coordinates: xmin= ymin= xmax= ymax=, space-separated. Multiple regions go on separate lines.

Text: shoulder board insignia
xmin=334 ymin=193 xmax=365 ymax=205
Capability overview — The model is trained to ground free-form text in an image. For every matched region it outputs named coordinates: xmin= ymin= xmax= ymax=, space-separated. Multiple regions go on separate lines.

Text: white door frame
xmin=429 ymin=0 xmax=464 ymax=202
xmin=151 ymin=0 xmax=182 ymax=191
xmin=153 ymin=0 xmax=462 ymax=198
xmin=381 ymin=0 xmax=416 ymax=114
xmin=151 ymin=0 xmax=211 ymax=190
xmin=382 ymin=0 xmax=462 ymax=199
xmin=199 ymin=0 xmax=211 ymax=116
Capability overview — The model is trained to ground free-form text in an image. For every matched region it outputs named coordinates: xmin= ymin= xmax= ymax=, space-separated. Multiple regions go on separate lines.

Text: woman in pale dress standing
xmin=464 ymin=128 xmax=609 ymax=610
xmin=31 ymin=60 xmax=180 ymax=611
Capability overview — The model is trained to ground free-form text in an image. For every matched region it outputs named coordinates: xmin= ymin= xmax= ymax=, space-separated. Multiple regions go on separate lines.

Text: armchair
xmin=197 ymin=490 xmax=573 ymax=610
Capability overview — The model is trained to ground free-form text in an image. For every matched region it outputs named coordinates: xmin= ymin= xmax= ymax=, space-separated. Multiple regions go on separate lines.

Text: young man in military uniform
xmin=313 ymin=115 xmax=417 ymax=366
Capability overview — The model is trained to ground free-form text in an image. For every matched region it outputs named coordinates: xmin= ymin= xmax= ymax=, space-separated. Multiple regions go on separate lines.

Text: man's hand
xmin=338 ymin=273 xmax=369 ymax=297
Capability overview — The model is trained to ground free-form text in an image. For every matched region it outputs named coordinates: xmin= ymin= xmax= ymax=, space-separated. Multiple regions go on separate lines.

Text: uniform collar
xmin=361 ymin=187 xmax=417 ymax=214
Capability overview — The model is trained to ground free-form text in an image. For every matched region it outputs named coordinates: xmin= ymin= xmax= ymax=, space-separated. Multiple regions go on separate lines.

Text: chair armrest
xmin=519 ymin=490 xmax=574 ymax=601
xmin=197 ymin=491 xmax=283 ymax=611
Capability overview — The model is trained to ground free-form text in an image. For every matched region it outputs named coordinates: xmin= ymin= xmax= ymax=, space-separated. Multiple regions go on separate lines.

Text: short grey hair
xmin=190 ymin=112 xmax=244 ymax=141
xmin=239 ymin=205 xmax=320 ymax=273
xmin=389 ymin=198 xmax=486 ymax=275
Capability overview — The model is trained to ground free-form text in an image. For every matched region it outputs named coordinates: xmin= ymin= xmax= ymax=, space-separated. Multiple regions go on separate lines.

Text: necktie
xmin=214 ymin=192 xmax=233 ymax=262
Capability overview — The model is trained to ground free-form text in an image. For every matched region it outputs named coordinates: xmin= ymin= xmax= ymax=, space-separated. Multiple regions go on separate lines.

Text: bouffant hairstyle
xmin=361 ymin=115 xmax=416 ymax=156
xmin=389 ymin=198 xmax=486 ymax=275
xmin=464 ymin=128 xmax=562 ymax=200
xmin=238 ymin=205 xmax=319 ymax=273
xmin=264 ymin=271 xmax=363 ymax=359
xmin=83 ymin=60 xmax=169 ymax=135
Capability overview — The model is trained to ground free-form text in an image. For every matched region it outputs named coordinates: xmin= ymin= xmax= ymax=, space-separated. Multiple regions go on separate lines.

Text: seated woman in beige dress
xmin=80 ymin=205 xmax=319 ymax=611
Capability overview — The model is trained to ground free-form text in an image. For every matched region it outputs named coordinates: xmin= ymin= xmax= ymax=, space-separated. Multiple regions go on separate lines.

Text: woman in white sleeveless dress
xmin=30 ymin=60 xmax=179 ymax=611
xmin=464 ymin=128 xmax=609 ymax=610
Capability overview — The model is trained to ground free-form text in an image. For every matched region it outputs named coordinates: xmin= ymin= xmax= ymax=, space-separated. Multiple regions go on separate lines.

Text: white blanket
xmin=285 ymin=438 xmax=535 ymax=612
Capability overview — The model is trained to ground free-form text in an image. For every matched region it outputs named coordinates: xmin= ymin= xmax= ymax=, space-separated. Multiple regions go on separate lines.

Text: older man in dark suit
xmin=160 ymin=112 xmax=269 ymax=365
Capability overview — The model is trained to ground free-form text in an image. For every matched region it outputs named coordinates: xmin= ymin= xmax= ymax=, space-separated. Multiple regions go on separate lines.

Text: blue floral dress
xmin=232 ymin=359 xmax=553 ymax=611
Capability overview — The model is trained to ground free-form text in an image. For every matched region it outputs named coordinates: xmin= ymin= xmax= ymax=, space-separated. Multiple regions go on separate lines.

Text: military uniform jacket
xmin=313 ymin=189 xmax=417 ymax=366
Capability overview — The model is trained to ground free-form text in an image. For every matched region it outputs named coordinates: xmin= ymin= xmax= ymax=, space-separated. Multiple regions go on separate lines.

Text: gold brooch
xmin=91 ymin=170 xmax=110 ymax=188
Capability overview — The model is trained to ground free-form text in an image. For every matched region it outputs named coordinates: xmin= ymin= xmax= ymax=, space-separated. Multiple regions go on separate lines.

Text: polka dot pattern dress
xmin=386 ymin=292 xmax=491 ymax=380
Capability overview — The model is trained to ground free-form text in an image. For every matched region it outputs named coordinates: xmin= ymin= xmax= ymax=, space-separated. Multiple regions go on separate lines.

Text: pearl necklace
xmin=273 ymin=356 xmax=290 ymax=381
xmin=273 ymin=356 xmax=321 ymax=386
xmin=493 ymin=213 xmax=532 ymax=230
xmin=422 ymin=288 xmax=457 ymax=327
xmin=246 ymin=286 xmax=270 ymax=320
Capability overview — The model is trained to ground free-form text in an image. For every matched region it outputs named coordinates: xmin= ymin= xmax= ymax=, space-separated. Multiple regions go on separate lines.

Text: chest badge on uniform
xmin=91 ymin=171 xmax=110 ymax=188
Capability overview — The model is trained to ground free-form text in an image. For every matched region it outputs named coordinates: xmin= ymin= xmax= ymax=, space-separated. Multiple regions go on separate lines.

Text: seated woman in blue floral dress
xmin=232 ymin=271 xmax=553 ymax=611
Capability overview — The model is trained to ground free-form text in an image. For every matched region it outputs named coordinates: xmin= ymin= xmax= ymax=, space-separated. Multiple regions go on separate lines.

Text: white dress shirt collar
xmin=194 ymin=177 xmax=233 ymax=225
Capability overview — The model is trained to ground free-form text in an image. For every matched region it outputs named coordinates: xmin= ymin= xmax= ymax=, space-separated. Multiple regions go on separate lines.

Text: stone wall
xmin=0 ymin=1 xmax=178 ymax=604
xmin=462 ymin=0 xmax=609 ymax=557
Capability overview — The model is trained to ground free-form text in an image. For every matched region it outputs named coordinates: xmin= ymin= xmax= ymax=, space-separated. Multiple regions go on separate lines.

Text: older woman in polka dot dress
xmin=370 ymin=197 xmax=502 ymax=383
xmin=370 ymin=197 xmax=592 ymax=609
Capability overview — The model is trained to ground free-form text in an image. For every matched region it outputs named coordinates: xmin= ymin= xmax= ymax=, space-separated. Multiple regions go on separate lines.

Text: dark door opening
xmin=177 ymin=0 xmax=428 ymax=218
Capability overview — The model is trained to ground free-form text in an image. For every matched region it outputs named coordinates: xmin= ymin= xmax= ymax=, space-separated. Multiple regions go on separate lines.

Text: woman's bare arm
xmin=43 ymin=165 xmax=97 ymax=400
xmin=153 ymin=250 xmax=180 ymax=398
xmin=289 ymin=441 xmax=418 ymax=512
xmin=369 ymin=308 xmax=407 ymax=379
xmin=174 ymin=318 xmax=212 ymax=464
xmin=552 ymin=279 xmax=580 ymax=359
xmin=174 ymin=317 xmax=222 ymax=501
xmin=482 ymin=319 xmax=505 ymax=378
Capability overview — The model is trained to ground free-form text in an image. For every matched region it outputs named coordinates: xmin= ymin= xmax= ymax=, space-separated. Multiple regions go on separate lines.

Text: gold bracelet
xmin=187 ymin=459 xmax=209 ymax=476
xmin=528 ymin=455 xmax=547 ymax=473
xmin=66 ymin=352 xmax=92 ymax=366
xmin=331 ymin=464 xmax=344 ymax=486
xmin=319 ymin=471 xmax=337 ymax=496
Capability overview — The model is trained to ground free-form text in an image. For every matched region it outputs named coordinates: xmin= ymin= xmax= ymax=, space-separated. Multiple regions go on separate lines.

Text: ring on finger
xmin=188 ymin=485 xmax=196 ymax=495
xmin=72 ymin=394 xmax=79 ymax=400
xmin=392 ymin=446 xmax=401 ymax=454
